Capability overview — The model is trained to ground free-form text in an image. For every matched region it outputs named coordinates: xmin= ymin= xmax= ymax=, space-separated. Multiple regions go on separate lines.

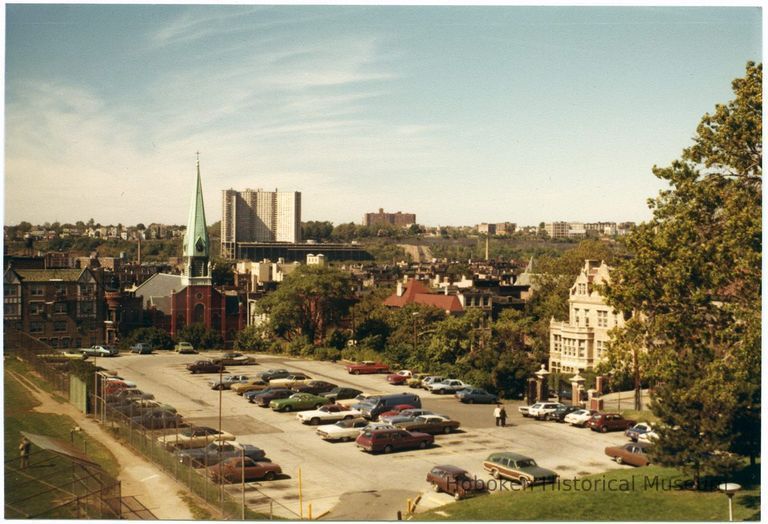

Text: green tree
xmin=256 ymin=265 xmax=356 ymax=345
xmin=234 ymin=325 xmax=271 ymax=351
xmin=124 ymin=327 xmax=174 ymax=350
xmin=605 ymin=62 xmax=761 ymax=480
xmin=176 ymin=323 xmax=223 ymax=349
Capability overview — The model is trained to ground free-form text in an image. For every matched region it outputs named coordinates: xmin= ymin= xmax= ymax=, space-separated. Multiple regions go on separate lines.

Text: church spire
xmin=182 ymin=153 xmax=211 ymax=285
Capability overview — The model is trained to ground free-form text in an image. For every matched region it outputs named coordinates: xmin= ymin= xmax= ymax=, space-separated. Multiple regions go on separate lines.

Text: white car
xmin=157 ymin=426 xmax=236 ymax=450
xmin=209 ymin=374 xmax=250 ymax=390
xmin=315 ymin=418 xmax=371 ymax=441
xmin=81 ymin=345 xmax=119 ymax=357
xmin=428 ymin=379 xmax=471 ymax=394
xmin=421 ymin=376 xmax=446 ymax=389
xmin=296 ymin=404 xmax=362 ymax=425
xmin=337 ymin=394 xmax=372 ymax=408
xmin=269 ymin=373 xmax=312 ymax=388
xmin=527 ymin=402 xmax=565 ymax=420
xmin=564 ymin=409 xmax=598 ymax=427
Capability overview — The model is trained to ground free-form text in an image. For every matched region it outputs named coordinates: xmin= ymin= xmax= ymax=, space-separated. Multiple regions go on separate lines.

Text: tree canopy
xmin=605 ymin=62 xmax=761 ymax=482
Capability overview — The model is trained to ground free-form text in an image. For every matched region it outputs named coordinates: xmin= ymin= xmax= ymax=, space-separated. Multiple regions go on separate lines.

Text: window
xmin=30 ymin=286 xmax=44 ymax=296
xmin=597 ymin=311 xmax=608 ymax=327
xmin=54 ymin=302 xmax=68 ymax=314
xmin=574 ymin=308 xmax=580 ymax=326
xmin=29 ymin=303 xmax=44 ymax=315
xmin=4 ymin=285 xmax=19 ymax=297
xmin=596 ymin=340 xmax=604 ymax=358
xmin=4 ymin=303 xmax=20 ymax=316
xmin=78 ymin=301 xmax=95 ymax=316
xmin=584 ymin=309 xmax=590 ymax=326
xmin=55 ymin=285 xmax=67 ymax=296
xmin=30 ymin=321 xmax=44 ymax=334
xmin=53 ymin=321 xmax=67 ymax=332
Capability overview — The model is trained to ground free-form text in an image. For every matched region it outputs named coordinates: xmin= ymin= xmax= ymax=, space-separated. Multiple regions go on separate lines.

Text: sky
xmin=4 ymin=5 xmax=762 ymax=228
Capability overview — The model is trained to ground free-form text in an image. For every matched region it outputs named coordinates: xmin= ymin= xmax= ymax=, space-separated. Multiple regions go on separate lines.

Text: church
xmin=135 ymin=156 xmax=245 ymax=343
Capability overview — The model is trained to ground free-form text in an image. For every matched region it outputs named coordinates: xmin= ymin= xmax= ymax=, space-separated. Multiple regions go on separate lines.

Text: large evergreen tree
xmin=605 ymin=63 xmax=761 ymax=484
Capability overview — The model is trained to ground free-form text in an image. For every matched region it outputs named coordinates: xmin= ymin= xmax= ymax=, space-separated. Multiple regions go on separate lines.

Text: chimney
xmin=396 ymin=282 xmax=404 ymax=297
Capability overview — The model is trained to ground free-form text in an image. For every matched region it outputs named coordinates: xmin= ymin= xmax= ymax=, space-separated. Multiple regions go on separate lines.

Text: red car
xmin=356 ymin=428 xmax=433 ymax=454
xmin=209 ymin=457 xmax=282 ymax=483
xmin=386 ymin=370 xmax=413 ymax=385
xmin=587 ymin=413 xmax=636 ymax=433
xmin=346 ymin=361 xmax=390 ymax=375
xmin=378 ymin=404 xmax=416 ymax=419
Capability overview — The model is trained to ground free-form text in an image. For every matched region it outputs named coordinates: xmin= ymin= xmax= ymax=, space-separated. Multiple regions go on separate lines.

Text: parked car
xmin=322 ymin=387 xmax=363 ymax=402
xmin=158 ymin=426 xmax=236 ymax=450
xmin=212 ymin=352 xmax=255 ymax=365
xmin=638 ymin=429 xmax=660 ymax=443
xmin=315 ymin=417 xmax=372 ymax=442
xmin=395 ymin=415 xmax=461 ymax=435
xmin=427 ymin=465 xmax=486 ymax=500
xmin=270 ymin=393 xmax=331 ymax=412
xmin=563 ymin=409 xmax=599 ymax=427
xmin=386 ymin=370 xmax=413 ymax=385
xmin=482 ymin=452 xmax=558 ymax=487
xmin=356 ymin=393 xmax=423 ymax=420
xmin=407 ymin=373 xmax=430 ymax=388
xmin=379 ymin=408 xmax=438 ymax=425
xmin=104 ymin=379 xmax=136 ymax=396
xmin=210 ymin=374 xmax=250 ymax=390
xmin=177 ymin=441 xmax=266 ymax=468
xmin=231 ymin=380 xmax=270 ymax=396
xmin=337 ymin=393 xmax=372 ymax=408
xmin=625 ymin=422 xmax=656 ymax=442
xmin=242 ymin=385 xmax=286 ymax=401
xmin=604 ymin=442 xmax=651 ymax=467
xmin=428 ymin=379 xmax=471 ymax=395
xmin=106 ymin=388 xmax=154 ymax=404
xmin=114 ymin=399 xmax=176 ymax=417
xmin=186 ymin=360 xmax=225 ymax=374
xmin=209 ymin=457 xmax=282 ymax=483
xmin=258 ymin=369 xmax=290 ymax=382
xmin=518 ymin=403 xmax=539 ymax=418
xmin=346 ymin=361 xmax=390 ymax=375
xmin=377 ymin=404 xmax=417 ymax=419
xmin=588 ymin=413 xmax=636 ymax=433
xmin=297 ymin=404 xmax=362 ymax=425
xmin=546 ymin=405 xmax=580 ymax=422
xmin=129 ymin=343 xmax=153 ymax=354
xmin=356 ymin=428 xmax=434 ymax=454
xmin=174 ymin=341 xmax=196 ymax=354
xmin=250 ymin=388 xmax=294 ymax=407
xmin=80 ymin=345 xmax=119 ymax=357
xmin=421 ymin=376 xmax=446 ymax=390
xmin=291 ymin=380 xmax=338 ymax=395
xmin=528 ymin=402 xmax=565 ymax=420
xmin=455 ymin=388 xmax=498 ymax=404
xmin=130 ymin=409 xmax=184 ymax=430
xmin=269 ymin=373 xmax=313 ymax=388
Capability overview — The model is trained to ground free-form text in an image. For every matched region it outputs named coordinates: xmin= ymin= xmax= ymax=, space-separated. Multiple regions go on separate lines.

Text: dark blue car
xmin=455 ymin=388 xmax=498 ymax=404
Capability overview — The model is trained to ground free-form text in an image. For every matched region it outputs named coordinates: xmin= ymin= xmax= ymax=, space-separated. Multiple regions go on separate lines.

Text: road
xmin=100 ymin=351 xmax=631 ymax=519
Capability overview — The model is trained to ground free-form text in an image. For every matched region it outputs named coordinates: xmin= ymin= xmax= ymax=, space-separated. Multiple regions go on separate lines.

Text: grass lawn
xmin=418 ymin=465 xmax=760 ymax=521
xmin=4 ymin=360 xmax=121 ymax=518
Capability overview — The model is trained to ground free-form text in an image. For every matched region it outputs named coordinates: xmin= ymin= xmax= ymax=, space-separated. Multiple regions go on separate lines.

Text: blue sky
xmin=5 ymin=5 xmax=761 ymax=227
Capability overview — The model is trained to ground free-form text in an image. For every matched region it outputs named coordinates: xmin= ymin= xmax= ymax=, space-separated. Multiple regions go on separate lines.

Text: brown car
xmin=395 ymin=415 xmax=461 ymax=435
xmin=186 ymin=360 xmax=225 ymax=374
xmin=426 ymin=465 xmax=486 ymax=500
xmin=356 ymin=428 xmax=434 ymax=454
xmin=208 ymin=457 xmax=282 ymax=483
xmin=587 ymin=413 xmax=636 ymax=433
xmin=604 ymin=442 xmax=651 ymax=467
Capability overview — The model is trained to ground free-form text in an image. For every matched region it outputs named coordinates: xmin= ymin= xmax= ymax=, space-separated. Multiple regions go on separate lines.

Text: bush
xmin=312 ymin=347 xmax=342 ymax=362
xmin=124 ymin=327 xmax=174 ymax=350
xmin=233 ymin=325 xmax=270 ymax=352
xmin=176 ymin=323 xmax=223 ymax=350
xmin=286 ymin=336 xmax=312 ymax=357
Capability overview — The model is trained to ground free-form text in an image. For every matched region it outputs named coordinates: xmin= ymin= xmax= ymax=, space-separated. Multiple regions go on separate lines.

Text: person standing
xmin=493 ymin=404 xmax=502 ymax=426
xmin=499 ymin=405 xmax=507 ymax=427
xmin=19 ymin=437 xmax=31 ymax=469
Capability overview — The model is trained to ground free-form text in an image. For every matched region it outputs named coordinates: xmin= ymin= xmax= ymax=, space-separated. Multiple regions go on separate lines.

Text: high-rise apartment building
xmin=221 ymin=189 xmax=301 ymax=258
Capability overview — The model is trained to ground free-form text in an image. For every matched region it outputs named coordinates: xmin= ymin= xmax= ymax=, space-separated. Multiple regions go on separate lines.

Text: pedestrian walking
xmin=493 ymin=404 xmax=502 ymax=426
xmin=19 ymin=437 xmax=30 ymax=469
xmin=499 ymin=406 xmax=507 ymax=427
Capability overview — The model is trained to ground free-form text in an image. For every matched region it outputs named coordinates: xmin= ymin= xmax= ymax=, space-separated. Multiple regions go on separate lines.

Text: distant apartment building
xmin=364 ymin=208 xmax=416 ymax=228
xmin=221 ymin=188 xmax=302 ymax=258
xmin=567 ymin=222 xmax=586 ymax=238
xmin=477 ymin=222 xmax=516 ymax=236
xmin=544 ymin=222 xmax=570 ymax=239
xmin=548 ymin=260 xmax=626 ymax=373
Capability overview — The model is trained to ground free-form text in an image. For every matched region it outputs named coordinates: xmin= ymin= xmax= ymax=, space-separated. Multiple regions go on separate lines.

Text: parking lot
xmin=101 ymin=352 xmax=630 ymax=519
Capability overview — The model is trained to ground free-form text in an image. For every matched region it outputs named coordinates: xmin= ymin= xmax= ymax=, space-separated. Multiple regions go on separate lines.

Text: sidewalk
xmin=9 ymin=370 xmax=194 ymax=520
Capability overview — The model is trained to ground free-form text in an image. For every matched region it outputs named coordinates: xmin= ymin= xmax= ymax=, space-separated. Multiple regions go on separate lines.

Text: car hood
xmin=520 ymin=466 xmax=558 ymax=479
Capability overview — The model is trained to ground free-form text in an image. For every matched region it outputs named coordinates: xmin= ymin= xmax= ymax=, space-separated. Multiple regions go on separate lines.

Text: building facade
xmin=364 ymin=208 xmax=416 ymax=228
xmin=221 ymin=188 xmax=302 ymax=258
xmin=548 ymin=260 xmax=625 ymax=373
xmin=4 ymin=267 xmax=104 ymax=349
xmin=544 ymin=222 xmax=570 ymax=239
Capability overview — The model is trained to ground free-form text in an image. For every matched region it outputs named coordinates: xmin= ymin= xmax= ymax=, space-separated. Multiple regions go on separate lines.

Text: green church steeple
xmin=182 ymin=153 xmax=211 ymax=285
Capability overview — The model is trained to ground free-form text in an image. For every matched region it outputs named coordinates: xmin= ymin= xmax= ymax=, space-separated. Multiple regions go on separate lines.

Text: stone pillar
xmin=534 ymin=365 xmax=550 ymax=402
xmin=526 ymin=378 xmax=537 ymax=405
xmin=570 ymin=373 xmax=585 ymax=407
xmin=596 ymin=375 xmax=606 ymax=395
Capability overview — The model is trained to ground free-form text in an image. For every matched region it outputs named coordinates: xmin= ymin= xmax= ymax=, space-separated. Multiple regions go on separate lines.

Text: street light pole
xmin=218 ymin=360 xmax=224 ymax=516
